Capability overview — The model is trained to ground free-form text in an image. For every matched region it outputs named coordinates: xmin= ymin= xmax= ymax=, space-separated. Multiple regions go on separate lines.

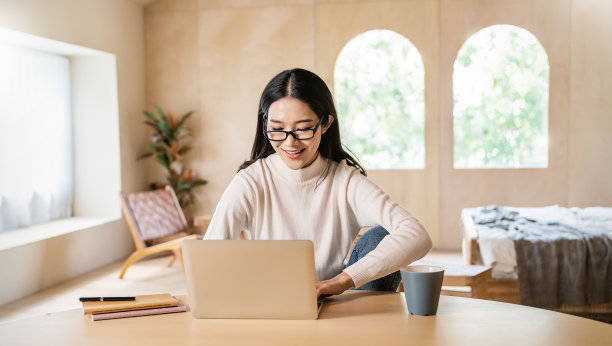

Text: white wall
xmin=0 ymin=0 xmax=147 ymax=305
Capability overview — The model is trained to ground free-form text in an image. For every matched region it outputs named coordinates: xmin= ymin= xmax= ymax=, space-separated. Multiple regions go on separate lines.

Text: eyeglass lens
xmin=266 ymin=129 xmax=315 ymax=141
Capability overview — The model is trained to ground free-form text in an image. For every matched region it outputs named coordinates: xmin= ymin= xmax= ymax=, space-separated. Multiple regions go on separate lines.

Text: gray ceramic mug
xmin=400 ymin=265 xmax=444 ymax=316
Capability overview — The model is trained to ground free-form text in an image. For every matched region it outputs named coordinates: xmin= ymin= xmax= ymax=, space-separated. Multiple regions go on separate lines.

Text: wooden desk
xmin=1 ymin=291 xmax=610 ymax=345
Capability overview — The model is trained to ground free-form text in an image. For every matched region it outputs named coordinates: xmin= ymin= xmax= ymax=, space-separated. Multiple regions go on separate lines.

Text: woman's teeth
xmin=286 ymin=149 xmax=304 ymax=155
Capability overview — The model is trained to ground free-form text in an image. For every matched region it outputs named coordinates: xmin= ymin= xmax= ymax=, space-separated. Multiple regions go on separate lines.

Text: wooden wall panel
xmin=196 ymin=5 xmax=315 ymax=212
xmin=568 ymin=0 xmax=612 ymax=206
xmin=144 ymin=0 xmax=612 ymax=249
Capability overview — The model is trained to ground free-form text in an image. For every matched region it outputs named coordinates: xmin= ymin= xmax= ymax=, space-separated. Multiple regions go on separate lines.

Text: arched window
xmin=334 ymin=30 xmax=425 ymax=169
xmin=453 ymin=25 xmax=549 ymax=168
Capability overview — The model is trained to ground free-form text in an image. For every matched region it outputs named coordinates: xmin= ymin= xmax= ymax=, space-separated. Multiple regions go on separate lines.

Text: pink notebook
xmin=91 ymin=300 xmax=187 ymax=321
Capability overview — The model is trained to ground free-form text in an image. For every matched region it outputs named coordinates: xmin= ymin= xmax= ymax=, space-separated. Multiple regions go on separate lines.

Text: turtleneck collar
xmin=267 ymin=153 xmax=328 ymax=185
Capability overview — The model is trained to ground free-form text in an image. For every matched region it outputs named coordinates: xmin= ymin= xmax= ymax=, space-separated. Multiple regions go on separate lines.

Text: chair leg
xmin=174 ymin=248 xmax=185 ymax=272
xmin=119 ymin=252 xmax=144 ymax=279
xmin=167 ymin=255 xmax=176 ymax=267
xmin=169 ymin=248 xmax=185 ymax=272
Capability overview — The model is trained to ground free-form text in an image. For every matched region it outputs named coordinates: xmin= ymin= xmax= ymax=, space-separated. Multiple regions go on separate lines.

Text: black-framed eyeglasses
xmin=263 ymin=117 xmax=323 ymax=141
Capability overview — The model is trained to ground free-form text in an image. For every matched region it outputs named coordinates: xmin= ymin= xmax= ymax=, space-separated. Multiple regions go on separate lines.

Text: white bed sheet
xmin=465 ymin=205 xmax=612 ymax=280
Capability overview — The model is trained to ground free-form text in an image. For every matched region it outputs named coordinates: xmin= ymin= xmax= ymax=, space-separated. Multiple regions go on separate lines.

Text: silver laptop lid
xmin=182 ymin=240 xmax=319 ymax=320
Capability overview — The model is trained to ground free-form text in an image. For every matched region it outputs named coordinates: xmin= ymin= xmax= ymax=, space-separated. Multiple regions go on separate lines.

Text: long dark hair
xmin=238 ymin=68 xmax=365 ymax=177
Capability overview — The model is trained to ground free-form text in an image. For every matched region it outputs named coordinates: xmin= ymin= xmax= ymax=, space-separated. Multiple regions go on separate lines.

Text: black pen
xmin=79 ymin=296 xmax=136 ymax=302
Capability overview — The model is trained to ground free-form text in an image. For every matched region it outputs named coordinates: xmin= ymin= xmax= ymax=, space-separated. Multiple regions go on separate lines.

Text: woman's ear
xmin=322 ymin=115 xmax=334 ymax=134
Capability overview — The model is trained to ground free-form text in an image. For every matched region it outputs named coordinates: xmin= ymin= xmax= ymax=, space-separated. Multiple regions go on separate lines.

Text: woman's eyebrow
xmin=268 ymin=118 xmax=315 ymax=124
xmin=295 ymin=119 xmax=315 ymax=124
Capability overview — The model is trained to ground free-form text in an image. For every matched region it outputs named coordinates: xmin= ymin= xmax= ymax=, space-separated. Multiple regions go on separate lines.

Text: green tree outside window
xmin=334 ymin=30 xmax=425 ymax=169
xmin=453 ymin=25 xmax=549 ymax=168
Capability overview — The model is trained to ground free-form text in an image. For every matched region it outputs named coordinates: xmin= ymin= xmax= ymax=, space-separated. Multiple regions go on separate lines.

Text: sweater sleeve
xmin=203 ymin=174 xmax=252 ymax=240
xmin=341 ymin=171 xmax=432 ymax=288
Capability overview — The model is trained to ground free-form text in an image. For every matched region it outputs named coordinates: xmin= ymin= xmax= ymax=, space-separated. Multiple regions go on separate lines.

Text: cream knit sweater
xmin=204 ymin=153 xmax=432 ymax=288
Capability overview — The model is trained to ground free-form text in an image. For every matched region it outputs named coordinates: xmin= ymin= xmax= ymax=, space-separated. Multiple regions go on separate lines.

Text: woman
xmin=204 ymin=68 xmax=432 ymax=297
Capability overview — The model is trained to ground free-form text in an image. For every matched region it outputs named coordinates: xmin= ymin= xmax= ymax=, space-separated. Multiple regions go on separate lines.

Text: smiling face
xmin=266 ymin=97 xmax=333 ymax=170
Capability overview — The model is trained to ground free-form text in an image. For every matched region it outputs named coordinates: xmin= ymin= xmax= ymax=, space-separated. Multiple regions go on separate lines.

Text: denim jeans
xmin=347 ymin=225 xmax=402 ymax=291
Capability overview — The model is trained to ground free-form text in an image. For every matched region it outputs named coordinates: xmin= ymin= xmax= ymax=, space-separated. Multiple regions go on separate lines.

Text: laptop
xmin=182 ymin=239 xmax=323 ymax=320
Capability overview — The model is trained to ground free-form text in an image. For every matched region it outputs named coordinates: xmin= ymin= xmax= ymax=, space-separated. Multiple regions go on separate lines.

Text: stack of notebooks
xmin=82 ymin=293 xmax=187 ymax=321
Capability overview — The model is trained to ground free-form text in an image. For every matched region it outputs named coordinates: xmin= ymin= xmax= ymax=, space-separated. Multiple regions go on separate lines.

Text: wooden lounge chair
xmin=118 ymin=186 xmax=198 ymax=279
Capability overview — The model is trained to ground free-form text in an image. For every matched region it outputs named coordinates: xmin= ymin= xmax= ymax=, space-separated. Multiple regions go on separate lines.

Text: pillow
xmin=29 ymin=192 xmax=51 ymax=225
xmin=0 ymin=196 xmax=21 ymax=231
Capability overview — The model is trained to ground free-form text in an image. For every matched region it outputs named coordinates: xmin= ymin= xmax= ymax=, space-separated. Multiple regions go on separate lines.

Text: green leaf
xmin=146 ymin=145 xmax=159 ymax=153
xmin=156 ymin=155 xmax=169 ymax=169
xmin=177 ymin=183 xmax=190 ymax=191
xmin=158 ymin=121 xmax=172 ymax=139
xmin=154 ymin=104 xmax=169 ymax=125
xmin=176 ymin=111 xmax=193 ymax=129
xmin=178 ymin=146 xmax=192 ymax=156
xmin=144 ymin=111 xmax=158 ymax=123
xmin=161 ymin=144 xmax=174 ymax=160
xmin=137 ymin=152 xmax=154 ymax=160
xmin=174 ymin=111 xmax=194 ymax=137
xmin=165 ymin=155 xmax=176 ymax=166
xmin=144 ymin=120 xmax=160 ymax=131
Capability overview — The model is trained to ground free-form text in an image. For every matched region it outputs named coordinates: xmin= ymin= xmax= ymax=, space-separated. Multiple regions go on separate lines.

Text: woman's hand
xmin=316 ymin=272 xmax=355 ymax=298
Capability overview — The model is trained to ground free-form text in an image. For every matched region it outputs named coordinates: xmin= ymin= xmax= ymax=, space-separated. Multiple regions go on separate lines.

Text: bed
xmin=461 ymin=205 xmax=612 ymax=317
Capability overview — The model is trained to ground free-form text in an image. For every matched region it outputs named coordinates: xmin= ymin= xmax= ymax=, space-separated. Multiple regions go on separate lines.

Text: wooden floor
xmin=0 ymin=250 xmax=464 ymax=324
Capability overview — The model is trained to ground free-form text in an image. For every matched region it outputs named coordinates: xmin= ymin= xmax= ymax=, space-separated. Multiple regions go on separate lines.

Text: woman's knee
xmin=354 ymin=225 xmax=390 ymax=254
xmin=364 ymin=225 xmax=389 ymax=240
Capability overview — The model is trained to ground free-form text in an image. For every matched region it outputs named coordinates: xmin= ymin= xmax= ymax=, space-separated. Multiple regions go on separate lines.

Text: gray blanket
xmin=475 ymin=205 xmax=612 ymax=308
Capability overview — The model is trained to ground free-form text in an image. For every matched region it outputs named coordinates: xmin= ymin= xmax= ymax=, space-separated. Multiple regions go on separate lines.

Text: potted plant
xmin=138 ymin=105 xmax=207 ymax=210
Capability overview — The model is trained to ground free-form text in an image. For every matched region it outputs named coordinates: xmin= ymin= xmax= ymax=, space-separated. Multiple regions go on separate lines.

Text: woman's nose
xmin=284 ymin=133 xmax=298 ymax=145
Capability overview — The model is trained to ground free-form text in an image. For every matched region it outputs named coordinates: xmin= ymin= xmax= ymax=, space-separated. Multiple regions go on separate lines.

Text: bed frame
xmin=461 ymin=212 xmax=480 ymax=266
xmin=460 ymin=210 xmax=612 ymax=317
xmin=461 ymin=213 xmax=519 ymax=304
